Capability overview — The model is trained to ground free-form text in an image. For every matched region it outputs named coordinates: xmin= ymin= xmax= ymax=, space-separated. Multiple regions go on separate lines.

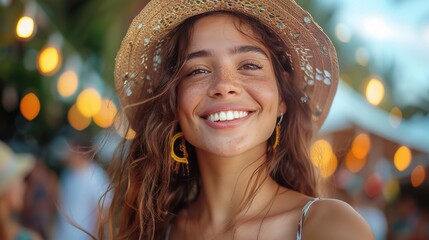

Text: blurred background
xmin=0 ymin=0 xmax=428 ymax=239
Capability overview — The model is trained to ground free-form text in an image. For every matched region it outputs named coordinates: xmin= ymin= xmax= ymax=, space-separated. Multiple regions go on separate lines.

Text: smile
xmin=205 ymin=110 xmax=249 ymax=122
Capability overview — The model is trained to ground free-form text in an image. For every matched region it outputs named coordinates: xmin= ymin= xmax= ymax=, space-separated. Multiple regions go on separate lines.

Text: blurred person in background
xmin=51 ymin=138 xmax=110 ymax=240
xmin=21 ymin=159 xmax=59 ymax=239
xmin=0 ymin=140 xmax=42 ymax=240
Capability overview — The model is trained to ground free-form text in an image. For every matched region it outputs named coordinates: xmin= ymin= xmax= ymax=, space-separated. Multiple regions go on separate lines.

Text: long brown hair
xmin=101 ymin=11 xmax=316 ymax=240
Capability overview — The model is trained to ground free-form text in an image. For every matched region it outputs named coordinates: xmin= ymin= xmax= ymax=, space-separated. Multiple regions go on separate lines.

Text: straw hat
xmin=114 ymin=0 xmax=338 ymax=130
xmin=0 ymin=140 xmax=35 ymax=195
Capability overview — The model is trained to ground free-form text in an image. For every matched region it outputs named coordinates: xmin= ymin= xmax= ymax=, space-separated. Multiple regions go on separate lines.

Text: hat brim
xmin=114 ymin=0 xmax=338 ymax=131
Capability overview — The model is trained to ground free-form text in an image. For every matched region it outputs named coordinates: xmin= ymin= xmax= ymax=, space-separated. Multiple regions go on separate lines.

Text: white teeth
xmin=206 ymin=111 xmax=249 ymax=122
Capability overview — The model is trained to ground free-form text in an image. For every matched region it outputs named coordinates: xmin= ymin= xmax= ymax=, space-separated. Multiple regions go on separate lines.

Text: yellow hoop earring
xmin=170 ymin=132 xmax=189 ymax=175
xmin=273 ymin=114 xmax=283 ymax=151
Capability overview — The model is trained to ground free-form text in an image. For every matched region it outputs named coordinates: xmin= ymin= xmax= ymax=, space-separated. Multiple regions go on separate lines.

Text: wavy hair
xmin=100 ymin=11 xmax=317 ymax=240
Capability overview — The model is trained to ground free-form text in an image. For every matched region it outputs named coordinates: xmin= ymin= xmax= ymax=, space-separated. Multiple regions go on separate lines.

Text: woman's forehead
xmin=185 ymin=13 xmax=269 ymax=55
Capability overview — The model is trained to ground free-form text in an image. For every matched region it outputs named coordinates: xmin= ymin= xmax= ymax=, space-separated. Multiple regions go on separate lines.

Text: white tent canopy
xmin=321 ymin=81 xmax=429 ymax=155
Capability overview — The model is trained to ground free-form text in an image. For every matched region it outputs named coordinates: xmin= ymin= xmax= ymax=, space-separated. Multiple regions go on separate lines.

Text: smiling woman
xmin=102 ymin=0 xmax=374 ymax=240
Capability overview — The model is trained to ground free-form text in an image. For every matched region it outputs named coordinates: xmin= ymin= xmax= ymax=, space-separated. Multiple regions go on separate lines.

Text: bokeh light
xmin=355 ymin=48 xmax=370 ymax=66
xmin=57 ymin=70 xmax=79 ymax=98
xmin=37 ymin=46 xmax=62 ymax=76
xmin=68 ymin=104 xmax=91 ymax=131
xmin=93 ymin=99 xmax=118 ymax=128
xmin=2 ymin=86 xmax=18 ymax=112
xmin=310 ymin=139 xmax=337 ymax=177
xmin=76 ymin=88 xmax=102 ymax=117
xmin=365 ymin=78 xmax=385 ymax=106
xmin=382 ymin=178 xmax=400 ymax=203
xmin=389 ymin=107 xmax=402 ymax=128
xmin=394 ymin=146 xmax=412 ymax=172
xmin=335 ymin=23 xmax=352 ymax=43
xmin=16 ymin=16 xmax=35 ymax=40
xmin=365 ymin=174 xmax=382 ymax=198
xmin=351 ymin=133 xmax=371 ymax=159
xmin=362 ymin=17 xmax=392 ymax=40
xmin=114 ymin=112 xmax=136 ymax=140
xmin=345 ymin=151 xmax=367 ymax=173
xmin=320 ymin=154 xmax=338 ymax=178
xmin=19 ymin=92 xmax=40 ymax=121
xmin=411 ymin=165 xmax=426 ymax=188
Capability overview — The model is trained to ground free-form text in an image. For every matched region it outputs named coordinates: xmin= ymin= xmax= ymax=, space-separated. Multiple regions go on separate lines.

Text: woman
xmin=105 ymin=0 xmax=374 ymax=239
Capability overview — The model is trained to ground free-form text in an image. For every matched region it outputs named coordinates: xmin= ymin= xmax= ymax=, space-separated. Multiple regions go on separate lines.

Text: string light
xmin=68 ymin=104 xmax=91 ymax=131
xmin=351 ymin=133 xmax=371 ymax=159
xmin=394 ymin=145 xmax=412 ymax=172
xmin=20 ymin=92 xmax=40 ymax=121
xmin=57 ymin=70 xmax=79 ymax=98
xmin=93 ymin=99 xmax=117 ymax=128
xmin=411 ymin=165 xmax=425 ymax=188
xmin=16 ymin=16 xmax=35 ymax=40
xmin=335 ymin=23 xmax=352 ymax=43
xmin=37 ymin=46 xmax=62 ymax=76
xmin=365 ymin=77 xmax=385 ymax=106
xmin=76 ymin=88 xmax=102 ymax=117
xmin=310 ymin=139 xmax=338 ymax=178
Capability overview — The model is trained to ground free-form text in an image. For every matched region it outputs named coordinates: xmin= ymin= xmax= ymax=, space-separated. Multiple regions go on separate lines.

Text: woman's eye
xmin=187 ymin=68 xmax=210 ymax=77
xmin=240 ymin=63 xmax=263 ymax=70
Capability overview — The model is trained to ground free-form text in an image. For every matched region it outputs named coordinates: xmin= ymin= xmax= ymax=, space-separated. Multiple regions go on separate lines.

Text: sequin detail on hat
xmin=123 ymin=72 xmax=136 ymax=96
xmin=304 ymin=16 xmax=311 ymax=24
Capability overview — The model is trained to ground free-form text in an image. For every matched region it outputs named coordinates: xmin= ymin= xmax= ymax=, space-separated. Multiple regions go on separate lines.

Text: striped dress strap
xmin=296 ymin=198 xmax=320 ymax=240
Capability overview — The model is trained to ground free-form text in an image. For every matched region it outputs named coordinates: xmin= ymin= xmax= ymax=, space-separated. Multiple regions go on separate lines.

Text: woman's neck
xmin=191 ymin=147 xmax=280 ymax=228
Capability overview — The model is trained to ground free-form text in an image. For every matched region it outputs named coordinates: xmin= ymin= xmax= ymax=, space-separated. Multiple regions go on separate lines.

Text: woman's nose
xmin=207 ymin=67 xmax=242 ymax=98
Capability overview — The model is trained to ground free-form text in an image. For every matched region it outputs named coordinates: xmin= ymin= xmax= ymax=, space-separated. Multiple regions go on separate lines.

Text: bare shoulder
xmin=303 ymin=198 xmax=375 ymax=240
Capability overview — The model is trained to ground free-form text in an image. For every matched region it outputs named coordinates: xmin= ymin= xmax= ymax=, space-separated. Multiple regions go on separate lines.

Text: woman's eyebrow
xmin=231 ymin=45 xmax=268 ymax=58
xmin=186 ymin=50 xmax=212 ymax=61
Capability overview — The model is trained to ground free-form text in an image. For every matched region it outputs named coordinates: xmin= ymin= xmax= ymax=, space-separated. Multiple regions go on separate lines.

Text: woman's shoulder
xmin=301 ymin=198 xmax=375 ymax=240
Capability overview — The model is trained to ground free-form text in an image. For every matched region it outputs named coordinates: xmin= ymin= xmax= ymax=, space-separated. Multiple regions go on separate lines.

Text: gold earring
xmin=170 ymin=132 xmax=189 ymax=175
xmin=273 ymin=114 xmax=283 ymax=150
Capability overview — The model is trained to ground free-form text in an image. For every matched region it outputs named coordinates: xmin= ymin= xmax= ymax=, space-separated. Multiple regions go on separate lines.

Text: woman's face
xmin=177 ymin=14 xmax=286 ymax=158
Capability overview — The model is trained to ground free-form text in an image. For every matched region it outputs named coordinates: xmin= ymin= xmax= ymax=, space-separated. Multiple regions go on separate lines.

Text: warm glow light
xmin=366 ymin=78 xmax=385 ymax=106
xmin=16 ymin=16 xmax=35 ymax=39
xmin=114 ymin=112 xmax=136 ymax=140
xmin=355 ymin=48 xmax=370 ymax=66
xmin=93 ymin=99 xmax=118 ymax=128
xmin=19 ymin=92 xmax=40 ymax=121
xmin=382 ymin=179 xmax=400 ymax=203
xmin=394 ymin=146 xmax=412 ymax=172
xmin=351 ymin=133 xmax=371 ymax=159
xmin=389 ymin=107 xmax=403 ymax=128
xmin=125 ymin=128 xmax=136 ymax=140
xmin=345 ymin=151 xmax=367 ymax=173
xmin=335 ymin=23 xmax=352 ymax=43
xmin=310 ymin=139 xmax=333 ymax=166
xmin=320 ymin=154 xmax=338 ymax=178
xmin=310 ymin=139 xmax=337 ymax=177
xmin=411 ymin=165 xmax=425 ymax=187
xmin=57 ymin=71 xmax=79 ymax=98
xmin=76 ymin=88 xmax=102 ymax=117
xmin=37 ymin=46 xmax=62 ymax=76
xmin=68 ymin=104 xmax=91 ymax=131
